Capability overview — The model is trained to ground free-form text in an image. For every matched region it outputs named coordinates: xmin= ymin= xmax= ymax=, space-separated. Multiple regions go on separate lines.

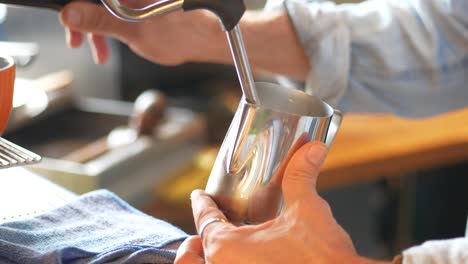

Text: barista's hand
xmin=59 ymin=2 xmax=310 ymax=79
xmin=59 ymin=1 xmax=226 ymax=65
xmin=175 ymin=142 xmax=391 ymax=264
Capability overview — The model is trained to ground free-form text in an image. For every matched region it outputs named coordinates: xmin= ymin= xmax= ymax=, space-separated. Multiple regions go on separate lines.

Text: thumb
xmin=175 ymin=236 xmax=205 ymax=264
xmin=282 ymin=141 xmax=327 ymax=206
xmin=60 ymin=2 xmax=134 ymax=41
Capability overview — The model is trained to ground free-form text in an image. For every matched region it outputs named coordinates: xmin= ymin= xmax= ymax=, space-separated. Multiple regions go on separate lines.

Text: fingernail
xmin=64 ymin=8 xmax=81 ymax=27
xmin=65 ymin=29 xmax=72 ymax=48
xmin=88 ymin=35 xmax=100 ymax=64
xmin=306 ymin=142 xmax=327 ymax=167
xmin=190 ymin=190 xmax=199 ymax=200
xmin=91 ymin=50 xmax=100 ymax=64
xmin=190 ymin=189 xmax=205 ymax=200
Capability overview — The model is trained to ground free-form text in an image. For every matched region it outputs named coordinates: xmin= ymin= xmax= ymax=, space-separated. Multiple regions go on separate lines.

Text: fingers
xmin=64 ymin=28 xmax=108 ymax=64
xmin=60 ymin=2 xmax=135 ymax=41
xmin=65 ymin=28 xmax=110 ymax=64
xmin=88 ymin=34 xmax=110 ymax=64
xmin=191 ymin=190 xmax=231 ymax=241
xmin=175 ymin=236 xmax=205 ymax=264
xmin=282 ymin=141 xmax=328 ymax=206
xmin=65 ymin=28 xmax=84 ymax=48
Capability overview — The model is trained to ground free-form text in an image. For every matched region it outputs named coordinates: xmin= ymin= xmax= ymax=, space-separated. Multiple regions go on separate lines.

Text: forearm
xmin=201 ymin=10 xmax=309 ymax=81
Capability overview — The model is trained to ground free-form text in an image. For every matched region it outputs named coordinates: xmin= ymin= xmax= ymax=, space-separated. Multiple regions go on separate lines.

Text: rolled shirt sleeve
xmin=402 ymin=237 xmax=468 ymax=264
xmin=272 ymin=0 xmax=468 ymax=118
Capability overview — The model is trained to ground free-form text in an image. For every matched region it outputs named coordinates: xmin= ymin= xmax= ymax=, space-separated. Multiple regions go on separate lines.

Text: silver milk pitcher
xmin=205 ymin=82 xmax=342 ymax=224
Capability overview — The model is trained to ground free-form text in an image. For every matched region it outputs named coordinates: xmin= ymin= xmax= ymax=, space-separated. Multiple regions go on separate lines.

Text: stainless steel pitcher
xmin=206 ymin=82 xmax=342 ymax=224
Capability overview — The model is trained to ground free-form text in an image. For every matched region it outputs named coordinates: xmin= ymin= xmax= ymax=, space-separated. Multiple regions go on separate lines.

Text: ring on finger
xmin=199 ymin=217 xmax=227 ymax=238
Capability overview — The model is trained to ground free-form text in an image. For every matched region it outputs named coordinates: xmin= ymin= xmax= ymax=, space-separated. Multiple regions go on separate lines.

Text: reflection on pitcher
xmin=246 ymin=132 xmax=310 ymax=223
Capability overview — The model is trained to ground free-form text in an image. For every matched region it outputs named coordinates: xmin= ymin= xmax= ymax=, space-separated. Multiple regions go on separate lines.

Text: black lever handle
xmin=182 ymin=0 xmax=245 ymax=31
xmin=0 ymin=0 xmax=101 ymax=10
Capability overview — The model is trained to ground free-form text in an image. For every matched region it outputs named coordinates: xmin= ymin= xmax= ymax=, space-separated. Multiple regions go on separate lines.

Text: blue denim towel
xmin=0 ymin=190 xmax=188 ymax=264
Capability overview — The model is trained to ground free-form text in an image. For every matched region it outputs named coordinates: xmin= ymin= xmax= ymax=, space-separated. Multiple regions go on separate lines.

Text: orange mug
xmin=0 ymin=55 xmax=14 ymax=134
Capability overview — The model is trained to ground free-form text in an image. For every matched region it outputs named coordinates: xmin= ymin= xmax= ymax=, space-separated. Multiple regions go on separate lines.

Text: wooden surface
xmin=319 ymin=107 xmax=468 ymax=190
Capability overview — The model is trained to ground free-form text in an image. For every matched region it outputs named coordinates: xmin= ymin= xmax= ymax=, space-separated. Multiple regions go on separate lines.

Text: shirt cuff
xmin=402 ymin=238 xmax=468 ymax=264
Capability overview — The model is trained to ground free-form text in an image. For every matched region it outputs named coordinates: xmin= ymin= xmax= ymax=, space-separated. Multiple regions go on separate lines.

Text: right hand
xmin=59 ymin=1 xmax=227 ymax=64
xmin=175 ymin=142 xmax=391 ymax=264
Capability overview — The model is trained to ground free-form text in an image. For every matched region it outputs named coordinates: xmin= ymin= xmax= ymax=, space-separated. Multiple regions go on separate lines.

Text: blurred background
xmin=1 ymin=0 xmax=468 ymax=261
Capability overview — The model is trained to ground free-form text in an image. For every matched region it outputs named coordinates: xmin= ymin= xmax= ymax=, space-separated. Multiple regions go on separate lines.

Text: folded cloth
xmin=0 ymin=190 xmax=188 ymax=264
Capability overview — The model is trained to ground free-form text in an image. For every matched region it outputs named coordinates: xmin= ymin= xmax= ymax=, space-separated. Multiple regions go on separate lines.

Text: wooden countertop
xmin=318 ymin=107 xmax=468 ymax=190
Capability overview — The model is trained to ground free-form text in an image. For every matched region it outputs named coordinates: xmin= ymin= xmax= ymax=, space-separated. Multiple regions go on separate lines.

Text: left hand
xmin=60 ymin=0 xmax=224 ymax=65
xmin=59 ymin=2 xmax=310 ymax=80
xmin=175 ymin=142 xmax=390 ymax=264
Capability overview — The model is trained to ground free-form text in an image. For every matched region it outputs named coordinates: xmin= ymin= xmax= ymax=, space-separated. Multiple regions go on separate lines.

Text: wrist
xmin=240 ymin=10 xmax=309 ymax=80
xmin=190 ymin=11 xmax=231 ymax=64
xmin=193 ymin=9 xmax=309 ymax=80
xmin=191 ymin=10 xmax=274 ymax=65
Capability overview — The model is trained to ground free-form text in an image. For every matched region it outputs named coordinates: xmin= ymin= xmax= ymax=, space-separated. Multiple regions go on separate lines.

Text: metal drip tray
xmin=4 ymin=98 xmax=206 ymax=208
xmin=0 ymin=137 xmax=42 ymax=168
xmin=5 ymin=103 xmax=128 ymax=159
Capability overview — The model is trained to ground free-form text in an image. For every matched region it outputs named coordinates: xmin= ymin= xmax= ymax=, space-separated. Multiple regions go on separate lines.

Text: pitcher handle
xmin=325 ymin=109 xmax=343 ymax=148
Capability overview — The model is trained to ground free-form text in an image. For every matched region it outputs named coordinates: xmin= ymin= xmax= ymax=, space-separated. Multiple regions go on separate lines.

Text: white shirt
xmin=267 ymin=0 xmax=468 ymax=118
xmin=403 ymin=238 xmax=468 ymax=263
